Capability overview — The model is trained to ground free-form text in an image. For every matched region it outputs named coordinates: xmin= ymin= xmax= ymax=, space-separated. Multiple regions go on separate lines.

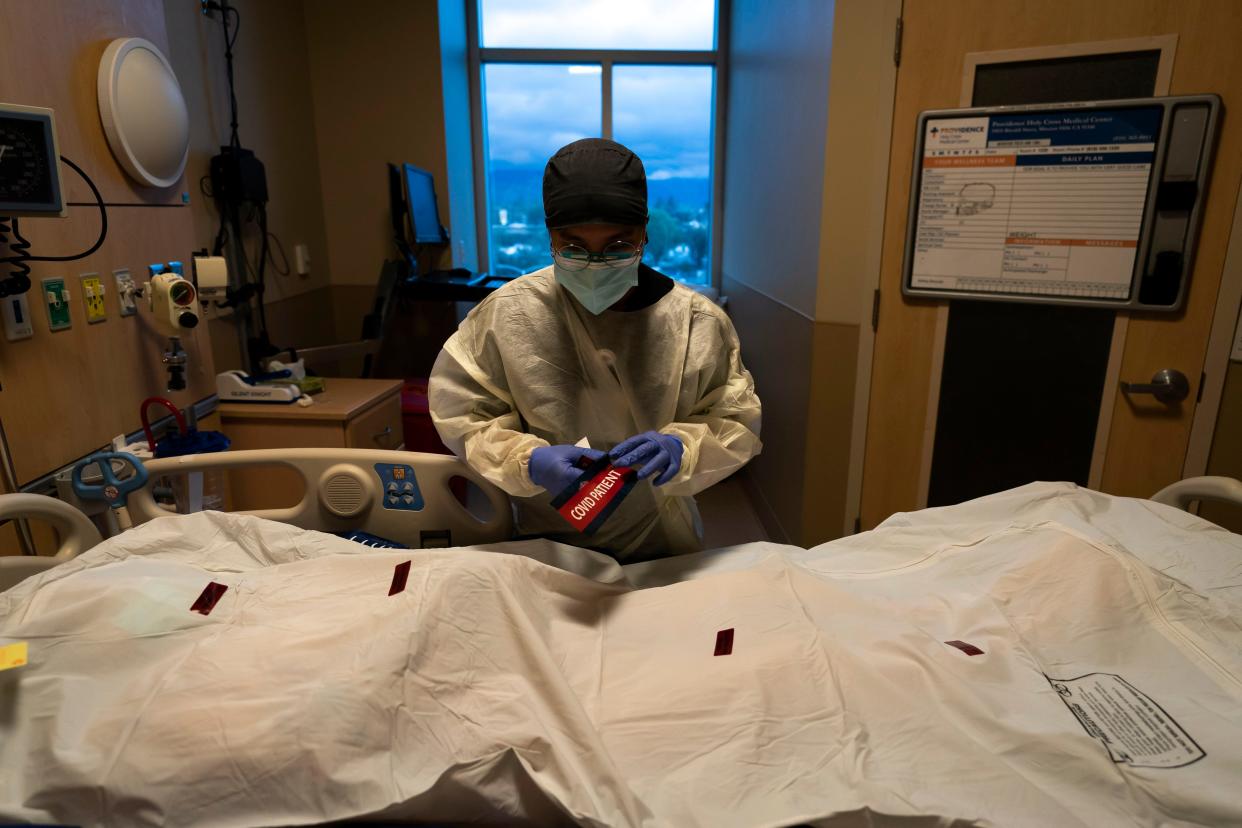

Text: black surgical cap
xmin=543 ymin=138 xmax=649 ymax=229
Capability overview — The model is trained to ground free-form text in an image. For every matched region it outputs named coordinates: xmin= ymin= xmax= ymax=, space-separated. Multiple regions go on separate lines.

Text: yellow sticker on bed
xmin=0 ymin=641 xmax=27 ymax=671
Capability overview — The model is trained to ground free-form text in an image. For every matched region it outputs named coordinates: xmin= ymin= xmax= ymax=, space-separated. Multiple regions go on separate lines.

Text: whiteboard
xmin=902 ymin=96 xmax=1219 ymax=310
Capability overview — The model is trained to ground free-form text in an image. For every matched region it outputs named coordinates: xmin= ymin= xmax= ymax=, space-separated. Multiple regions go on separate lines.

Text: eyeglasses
xmin=551 ymin=240 xmax=642 ymax=272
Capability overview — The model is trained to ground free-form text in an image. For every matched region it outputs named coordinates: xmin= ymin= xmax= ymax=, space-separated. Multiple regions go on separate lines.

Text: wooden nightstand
xmin=218 ymin=377 xmax=404 ymax=510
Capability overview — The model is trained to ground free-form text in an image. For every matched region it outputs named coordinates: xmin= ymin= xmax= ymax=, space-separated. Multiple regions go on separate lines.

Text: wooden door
xmin=861 ymin=0 xmax=1242 ymax=528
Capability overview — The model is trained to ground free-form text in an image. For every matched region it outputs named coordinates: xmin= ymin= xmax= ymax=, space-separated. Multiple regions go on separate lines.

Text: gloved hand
xmin=609 ymin=431 xmax=684 ymax=486
xmin=529 ymin=444 xmax=606 ymax=495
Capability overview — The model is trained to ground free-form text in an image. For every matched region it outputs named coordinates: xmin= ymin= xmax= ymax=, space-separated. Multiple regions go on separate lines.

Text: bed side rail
xmin=1151 ymin=476 xmax=1242 ymax=511
xmin=0 ymin=493 xmax=104 ymax=590
xmin=128 ymin=448 xmax=513 ymax=549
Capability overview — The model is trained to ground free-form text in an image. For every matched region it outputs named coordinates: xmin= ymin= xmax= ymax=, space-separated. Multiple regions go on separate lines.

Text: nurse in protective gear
xmin=429 ymin=138 xmax=762 ymax=562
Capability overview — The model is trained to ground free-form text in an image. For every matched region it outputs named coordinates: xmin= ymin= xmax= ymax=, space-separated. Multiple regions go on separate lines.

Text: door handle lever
xmin=1120 ymin=368 xmax=1190 ymax=404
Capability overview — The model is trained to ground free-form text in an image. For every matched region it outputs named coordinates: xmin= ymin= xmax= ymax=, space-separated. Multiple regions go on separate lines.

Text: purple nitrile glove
xmin=529 ymin=444 xmax=606 ymax=494
xmin=609 ymin=431 xmax=683 ymax=486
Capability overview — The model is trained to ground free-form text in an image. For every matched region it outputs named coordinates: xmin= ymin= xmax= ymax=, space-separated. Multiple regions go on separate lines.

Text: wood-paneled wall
xmin=0 ymin=0 xmax=185 ymax=206
xmin=0 ymin=0 xmax=215 ymax=487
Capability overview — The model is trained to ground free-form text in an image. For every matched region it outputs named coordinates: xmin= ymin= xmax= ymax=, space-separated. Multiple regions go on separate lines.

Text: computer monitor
xmin=388 ymin=162 xmax=448 ymax=273
xmin=402 ymin=163 xmax=447 ymax=245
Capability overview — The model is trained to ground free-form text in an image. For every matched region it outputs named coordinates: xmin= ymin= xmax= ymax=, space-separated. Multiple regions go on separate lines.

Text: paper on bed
xmin=1 ymin=483 xmax=1240 ymax=827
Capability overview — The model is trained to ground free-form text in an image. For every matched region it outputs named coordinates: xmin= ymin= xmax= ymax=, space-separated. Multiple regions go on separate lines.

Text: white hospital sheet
xmin=1 ymin=482 xmax=1240 ymax=826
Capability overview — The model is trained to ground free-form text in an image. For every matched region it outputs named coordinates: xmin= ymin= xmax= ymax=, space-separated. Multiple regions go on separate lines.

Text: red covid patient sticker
xmin=550 ymin=456 xmax=638 ymax=535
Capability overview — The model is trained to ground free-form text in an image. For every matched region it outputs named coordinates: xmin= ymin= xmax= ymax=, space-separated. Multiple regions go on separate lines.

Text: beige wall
xmin=814 ymin=0 xmax=899 ymax=539
xmin=303 ymin=0 xmax=453 ymax=288
xmin=723 ymin=0 xmax=833 ymax=318
xmin=721 ymin=0 xmax=832 ymax=545
xmin=802 ymin=321 xmax=861 ymax=540
xmin=722 ymin=0 xmax=898 ymax=545
xmin=165 ymin=0 xmax=335 ymax=370
xmin=723 ymin=278 xmax=813 ymax=544
xmin=816 ymin=0 xmax=901 ymax=327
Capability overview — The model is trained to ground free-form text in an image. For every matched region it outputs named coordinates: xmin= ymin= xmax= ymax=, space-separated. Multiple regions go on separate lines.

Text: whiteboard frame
xmin=901 ymin=95 xmax=1220 ymax=311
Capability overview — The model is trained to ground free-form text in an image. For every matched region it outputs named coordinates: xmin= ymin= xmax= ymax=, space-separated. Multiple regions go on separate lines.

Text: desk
xmin=219 ymin=378 xmax=403 ymax=510
xmin=395 ymin=268 xmax=514 ymax=303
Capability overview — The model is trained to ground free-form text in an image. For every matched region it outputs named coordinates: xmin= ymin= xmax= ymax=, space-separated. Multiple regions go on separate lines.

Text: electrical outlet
xmin=294 ymin=243 xmax=310 ymax=276
xmin=80 ymin=273 xmax=107 ymax=323
xmin=1 ymin=294 xmax=33 ymax=341
xmin=41 ymin=277 xmax=71 ymax=331
xmin=114 ymin=269 xmax=137 ymax=316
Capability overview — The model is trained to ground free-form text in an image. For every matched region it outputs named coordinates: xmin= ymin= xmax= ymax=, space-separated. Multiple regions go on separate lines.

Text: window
xmin=469 ymin=0 xmax=724 ymax=285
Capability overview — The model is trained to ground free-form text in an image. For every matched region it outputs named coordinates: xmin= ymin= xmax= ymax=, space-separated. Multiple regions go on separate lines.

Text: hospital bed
xmin=1 ymin=449 xmax=1241 ymax=827
xmin=0 ymin=448 xmax=512 ymax=592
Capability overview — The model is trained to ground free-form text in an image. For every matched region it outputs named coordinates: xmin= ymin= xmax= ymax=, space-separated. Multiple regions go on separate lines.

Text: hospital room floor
xmin=698 ymin=474 xmax=769 ymax=547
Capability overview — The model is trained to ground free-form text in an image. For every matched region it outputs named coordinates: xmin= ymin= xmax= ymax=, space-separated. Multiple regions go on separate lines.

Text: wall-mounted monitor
xmin=0 ymin=103 xmax=64 ymax=217
xmin=902 ymin=95 xmax=1220 ymax=311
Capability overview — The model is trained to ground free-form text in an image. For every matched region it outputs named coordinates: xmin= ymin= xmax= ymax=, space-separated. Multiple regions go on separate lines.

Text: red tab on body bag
xmin=189 ymin=581 xmax=228 ymax=616
xmin=389 ymin=560 xmax=412 ymax=596
xmin=945 ymin=639 xmax=985 ymax=656
xmin=550 ymin=455 xmax=638 ymax=535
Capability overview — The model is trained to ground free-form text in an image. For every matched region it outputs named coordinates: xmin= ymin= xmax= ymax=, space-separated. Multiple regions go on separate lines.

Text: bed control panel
xmin=374 ymin=463 xmax=424 ymax=511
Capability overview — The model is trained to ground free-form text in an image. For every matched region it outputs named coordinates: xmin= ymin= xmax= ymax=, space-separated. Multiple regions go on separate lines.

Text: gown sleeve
xmin=429 ymin=314 xmax=550 ymax=498
xmin=657 ymin=307 xmax=763 ymax=497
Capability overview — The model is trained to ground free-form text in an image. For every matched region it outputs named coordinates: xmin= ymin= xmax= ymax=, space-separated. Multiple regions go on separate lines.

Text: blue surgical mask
xmin=553 ymin=257 xmax=641 ymax=314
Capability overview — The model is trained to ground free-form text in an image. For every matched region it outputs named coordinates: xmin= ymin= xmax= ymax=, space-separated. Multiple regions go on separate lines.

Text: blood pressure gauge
xmin=0 ymin=104 xmax=64 ymax=217
xmin=147 ymin=266 xmax=200 ymax=338
xmin=168 ymin=279 xmax=196 ymax=308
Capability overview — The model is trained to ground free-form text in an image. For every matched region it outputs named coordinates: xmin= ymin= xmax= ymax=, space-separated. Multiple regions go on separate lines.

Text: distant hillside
xmin=489 ymin=165 xmax=710 ymax=214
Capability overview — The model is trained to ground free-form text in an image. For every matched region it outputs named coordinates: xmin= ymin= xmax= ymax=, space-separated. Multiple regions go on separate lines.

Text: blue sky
xmin=484 ymin=63 xmax=713 ymax=183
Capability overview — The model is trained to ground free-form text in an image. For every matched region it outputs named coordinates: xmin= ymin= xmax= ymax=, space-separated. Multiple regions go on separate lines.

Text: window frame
xmin=465 ymin=0 xmax=730 ymax=288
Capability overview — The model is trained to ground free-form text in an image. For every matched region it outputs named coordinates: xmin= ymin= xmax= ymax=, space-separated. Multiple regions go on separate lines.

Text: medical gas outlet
xmin=113 ymin=269 xmax=137 ymax=316
xmin=40 ymin=277 xmax=71 ymax=331
xmin=80 ymin=273 xmax=107 ymax=323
